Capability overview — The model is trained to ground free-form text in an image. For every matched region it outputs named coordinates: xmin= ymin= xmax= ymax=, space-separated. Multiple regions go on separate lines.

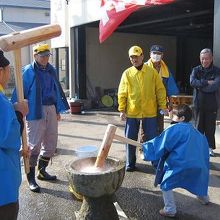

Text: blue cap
xmin=150 ymin=45 xmax=164 ymax=53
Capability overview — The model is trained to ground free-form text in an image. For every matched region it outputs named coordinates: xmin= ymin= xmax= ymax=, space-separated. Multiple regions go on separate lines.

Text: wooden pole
xmin=13 ymin=49 xmax=30 ymax=174
xmin=94 ymin=124 xmax=142 ymax=168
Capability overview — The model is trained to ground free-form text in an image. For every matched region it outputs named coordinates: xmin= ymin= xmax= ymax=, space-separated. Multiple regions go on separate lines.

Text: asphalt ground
xmin=18 ymin=110 xmax=220 ymax=220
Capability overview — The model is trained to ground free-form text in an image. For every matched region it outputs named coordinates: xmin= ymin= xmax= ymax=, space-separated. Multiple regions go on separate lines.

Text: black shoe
xmin=37 ymin=171 xmax=57 ymax=181
xmin=29 ymin=182 xmax=41 ymax=193
xmin=27 ymin=167 xmax=41 ymax=193
xmin=37 ymin=156 xmax=57 ymax=181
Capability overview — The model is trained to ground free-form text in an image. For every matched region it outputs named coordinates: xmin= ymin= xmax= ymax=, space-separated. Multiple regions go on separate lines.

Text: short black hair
xmin=172 ymin=104 xmax=192 ymax=122
xmin=0 ymin=50 xmax=10 ymax=68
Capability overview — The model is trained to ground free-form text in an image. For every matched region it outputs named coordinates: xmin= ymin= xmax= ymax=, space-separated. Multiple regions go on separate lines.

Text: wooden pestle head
xmin=94 ymin=124 xmax=117 ymax=168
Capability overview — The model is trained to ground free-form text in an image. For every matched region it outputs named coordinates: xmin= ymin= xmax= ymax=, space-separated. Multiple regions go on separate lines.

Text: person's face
xmin=129 ymin=54 xmax=144 ymax=67
xmin=34 ymin=54 xmax=50 ymax=67
xmin=172 ymin=114 xmax=185 ymax=122
xmin=150 ymin=51 xmax=163 ymax=63
xmin=200 ymin=52 xmax=213 ymax=69
xmin=0 ymin=65 xmax=10 ymax=88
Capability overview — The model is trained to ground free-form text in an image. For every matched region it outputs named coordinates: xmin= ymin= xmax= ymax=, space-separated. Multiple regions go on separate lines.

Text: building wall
xmin=52 ymin=1 xmax=214 ymax=101
xmin=1 ymin=2 xmax=50 ymax=97
xmin=86 ymin=27 xmax=177 ymax=97
xmin=3 ymin=7 xmax=50 ymax=23
xmin=68 ymin=0 xmax=99 ymax=27
xmin=181 ymin=37 xmax=212 ymax=94
xmin=1 ymin=3 xmax=51 ymax=67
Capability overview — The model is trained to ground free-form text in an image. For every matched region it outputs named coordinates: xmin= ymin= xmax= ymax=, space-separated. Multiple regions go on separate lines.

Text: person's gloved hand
xmin=159 ymin=109 xmax=169 ymax=116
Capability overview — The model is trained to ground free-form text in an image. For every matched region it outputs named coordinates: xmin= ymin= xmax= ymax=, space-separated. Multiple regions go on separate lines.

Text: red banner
xmin=99 ymin=0 xmax=175 ymax=43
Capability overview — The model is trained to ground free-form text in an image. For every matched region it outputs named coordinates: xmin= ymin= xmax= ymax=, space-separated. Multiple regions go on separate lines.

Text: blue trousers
xmin=125 ymin=117 xmax=157 ymax=169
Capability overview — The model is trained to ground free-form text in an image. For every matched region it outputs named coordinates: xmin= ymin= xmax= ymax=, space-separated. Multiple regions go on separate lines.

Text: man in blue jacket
xmin=0 ymin=50 xmax=29 ymax=220
xmin=190 ymin=48 xmax=220 ymax=156
xmin=12 ymin=44 xmax=69 ymax=193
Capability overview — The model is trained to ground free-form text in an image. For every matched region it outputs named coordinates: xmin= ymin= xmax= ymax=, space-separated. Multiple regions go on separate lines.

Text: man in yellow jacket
xmin=118 ymin=45 xmax=167 ymax=171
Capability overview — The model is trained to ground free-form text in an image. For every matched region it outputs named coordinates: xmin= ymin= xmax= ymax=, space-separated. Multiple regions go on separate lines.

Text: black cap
xmin=0 ymin=50 xmax=10 ymax=68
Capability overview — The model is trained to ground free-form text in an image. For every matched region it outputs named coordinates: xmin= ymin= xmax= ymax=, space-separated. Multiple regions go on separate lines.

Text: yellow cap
xmin=128 ymin=46 xmax=143 ymax=57
xmin=33 ymin=44 xmax=51 ymax=56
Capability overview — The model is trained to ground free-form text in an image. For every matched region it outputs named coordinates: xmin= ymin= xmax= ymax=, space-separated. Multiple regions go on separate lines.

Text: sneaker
xmin=197 ymin=196 xmax=210 ymax=205
xmin=209 ymin=148 xmax=215 ymax=157
xmin=159 ymin=209 xmax=176 ymax=218
xmin=140 ymin=153 xmax=144 ymax=160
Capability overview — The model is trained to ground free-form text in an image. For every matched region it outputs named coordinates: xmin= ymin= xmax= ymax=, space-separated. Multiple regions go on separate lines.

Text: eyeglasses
xmin=38 ymin=54 xmax=51 ymax=58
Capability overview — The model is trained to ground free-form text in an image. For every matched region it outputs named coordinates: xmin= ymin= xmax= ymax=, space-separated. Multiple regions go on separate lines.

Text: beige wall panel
xmin=86 ymin=27 xmax=177 ymax=94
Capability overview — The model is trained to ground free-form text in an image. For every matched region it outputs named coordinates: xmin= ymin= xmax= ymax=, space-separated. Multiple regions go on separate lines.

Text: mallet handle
xmin=114 ymin=134 xmax=142 ymax=148
xmin=14 ymin=49 xmax=30 ymax=174
xmin=0 ymin=24 xmax=61 ymax=52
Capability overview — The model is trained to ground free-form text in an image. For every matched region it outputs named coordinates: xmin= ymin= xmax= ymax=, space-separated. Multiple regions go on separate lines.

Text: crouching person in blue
xmin=11 ymin=44 xmax=69 ymax=193
xmin=0 ymin=50 xmax=29 ymax=220
xmin=142 ymin=104 xmax=209 ymax=218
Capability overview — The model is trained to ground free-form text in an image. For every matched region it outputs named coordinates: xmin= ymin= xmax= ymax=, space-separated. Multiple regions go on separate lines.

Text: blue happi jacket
xmin=142 ymin=122 xmax=209 ymax=196
xmin=11 ymin=61 xmax=69 ymax=121
xmin=0 ymin=92 xmax=21 ymax=206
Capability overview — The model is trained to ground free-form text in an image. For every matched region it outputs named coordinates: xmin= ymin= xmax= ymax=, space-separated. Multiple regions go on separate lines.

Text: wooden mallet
xmin=94 ymin=124 xmax=142 ymax=168
xmin=0 ymin=24 xmax=61 ymax=173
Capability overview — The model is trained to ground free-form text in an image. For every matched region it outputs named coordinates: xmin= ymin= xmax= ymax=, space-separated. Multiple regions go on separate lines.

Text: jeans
xmin=125 ymin=117 xmax=157 ymax=169
xmin=162 ymin=190 xmax=177 ymax=214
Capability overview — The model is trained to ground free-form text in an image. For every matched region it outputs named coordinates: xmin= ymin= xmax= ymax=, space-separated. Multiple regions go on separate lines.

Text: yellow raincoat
xmin=118 ymin=64 xmax=166 ymax=118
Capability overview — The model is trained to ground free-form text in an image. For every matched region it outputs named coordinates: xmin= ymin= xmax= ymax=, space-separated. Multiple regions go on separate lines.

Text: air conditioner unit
xmin=45 ymin=12 xmax=50 ymax=17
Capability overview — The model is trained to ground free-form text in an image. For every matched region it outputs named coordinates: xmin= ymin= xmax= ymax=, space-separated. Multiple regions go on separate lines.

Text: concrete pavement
xmin=18 ymin=110 xmax=220 ymax=220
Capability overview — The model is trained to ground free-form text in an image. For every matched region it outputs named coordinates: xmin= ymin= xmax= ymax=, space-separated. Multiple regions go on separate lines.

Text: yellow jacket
xmin=118 ymin=64 xmax=166 ymax=118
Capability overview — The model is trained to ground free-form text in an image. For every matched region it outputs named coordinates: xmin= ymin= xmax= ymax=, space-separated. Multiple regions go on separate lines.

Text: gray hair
xmin=200 ymin=48 xmax=212 ymax=56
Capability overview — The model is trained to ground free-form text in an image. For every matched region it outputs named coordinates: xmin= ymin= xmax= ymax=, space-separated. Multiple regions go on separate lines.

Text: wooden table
xmin=170 ymin=95 xmax=193 ymax=108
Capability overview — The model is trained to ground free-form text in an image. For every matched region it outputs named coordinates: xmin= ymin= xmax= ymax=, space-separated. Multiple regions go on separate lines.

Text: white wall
xmin=51 ymin=0 xmax=69 ymax=48
xmin=68 ymin=0 xmax=100 ymax=27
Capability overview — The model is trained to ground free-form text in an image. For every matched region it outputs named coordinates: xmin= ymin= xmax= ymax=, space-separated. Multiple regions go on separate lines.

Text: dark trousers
xmin=194 ymin=109 xmax=217 ymax=149
xmin=157 ymin=113 xmax=164 ymax=134
xmin=140 ymin=113 xmax=164 ymax=142
xmin=125 ymin=117 xmax=157 ymax=169
xmin=0 ymin=201 xmax=19 ymax=220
